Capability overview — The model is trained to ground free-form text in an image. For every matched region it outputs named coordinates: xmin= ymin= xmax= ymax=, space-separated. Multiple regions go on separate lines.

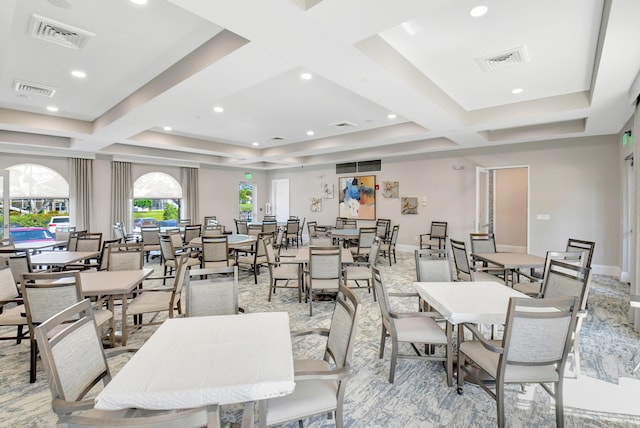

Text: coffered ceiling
xmin=0 ymin=0 xmax=639 ymax=169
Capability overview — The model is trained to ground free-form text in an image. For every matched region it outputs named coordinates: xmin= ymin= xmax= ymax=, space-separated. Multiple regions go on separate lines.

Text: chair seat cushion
xmin=459 ymin=340 xmax=560 ymax=383
xmin=394 ymin=316 xmax=447 ymax=344
xmin=345 ymin=266 xmax=371 ymax=281
xmin=202 ymin=260 xmax=235 ymax=269
xmin=0 ymin=304 xmax=28 ymax=325
xmin=310 ymin=279 xmax=341 ymax=290
xmin=266 ymin=358 xmax=337 ymax=426
xmin=127 ymin=291 xmax=173 ymax=315
xmin=273 ymin=264 xmax=301 ymax=280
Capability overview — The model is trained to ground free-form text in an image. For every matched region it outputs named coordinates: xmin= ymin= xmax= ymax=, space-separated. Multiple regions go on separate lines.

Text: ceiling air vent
xmin=476 ymin=45 xmax=529 ymax=72
xmin=13 ymin=80 xmax=57 ymax=98
xmin=29 ymin=14 xmax=94 ymax=50
xmin=270 ymin=136 xmax=288 ymax=141
xmin=329 ymin=121 xmax=358 ymax=127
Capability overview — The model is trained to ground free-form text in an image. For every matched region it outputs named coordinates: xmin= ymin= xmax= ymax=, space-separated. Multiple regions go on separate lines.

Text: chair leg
xmin=29 ymin=338 xmax=37 ymax=383
xmin=16 ymin=325 xmax=24 ymax=345
xmin=555 ymin=380 xmax=565 ymax=428
xmin=389 ymin=339 xmax=398 ymax=383
xmin=379 ymin=327 xmax=386 ymax=359
xmin=496 ymin=381 xmax=505 ymax=428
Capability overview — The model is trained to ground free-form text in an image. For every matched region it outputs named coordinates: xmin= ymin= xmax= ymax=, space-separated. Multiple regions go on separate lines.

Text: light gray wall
xmin=0 ymin=134 xmax=621 ymax=273
xmin=267 ymin=135 xmax=620 ymax=270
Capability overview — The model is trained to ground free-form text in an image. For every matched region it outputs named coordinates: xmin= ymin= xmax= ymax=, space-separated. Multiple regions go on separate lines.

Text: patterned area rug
xmin=1 ymin=250 xmax=640 ymax=427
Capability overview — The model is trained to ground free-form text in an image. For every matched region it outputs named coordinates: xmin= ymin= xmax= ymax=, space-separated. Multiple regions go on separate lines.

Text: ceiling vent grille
xmin=29 ymin=14 xmax=94 ymax=50
xmin=476 ymin=45 xmax=529 ymax=72
xmin=13 ymin=80 xmax=57 ymax=97
xmin=270 ymin=136 xmax=288 ymax=141
xmin=329 ymin=121 xmax=358 ymax=127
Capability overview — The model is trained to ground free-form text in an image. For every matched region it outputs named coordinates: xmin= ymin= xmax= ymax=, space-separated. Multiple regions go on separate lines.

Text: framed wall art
xmin=401 ymin=197 xmax=418 ymax=214
xmin=382 ymin=181 xmax=399 ymax=198
xmin=310 ymin=197 xmax=322 ymax=212
xmin=321 ymin=183 xmax=334 ymax=199
xmin=338 ymin=175 xmax=376 ymax=220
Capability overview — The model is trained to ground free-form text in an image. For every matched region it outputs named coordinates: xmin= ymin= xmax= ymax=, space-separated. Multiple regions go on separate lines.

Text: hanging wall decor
xmin=338 ymin=175 xmax=376 ymax=220
xmin=382 ymin=181 xmax=399 ymax=198
xmin=401 ymin=197 xmax=418 ymax=214
xmin=310 ymin=197 xmax=322 ymax=212
xmin=322 ymin=183 xmax=334 ymax=199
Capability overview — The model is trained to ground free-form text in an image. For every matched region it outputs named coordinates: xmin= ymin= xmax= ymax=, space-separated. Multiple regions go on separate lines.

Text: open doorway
xmin=476 ymin=166 xmax=529 ymax=253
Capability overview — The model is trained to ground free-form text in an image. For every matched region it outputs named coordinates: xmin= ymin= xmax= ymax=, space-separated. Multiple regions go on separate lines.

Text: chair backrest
xmin=203 ymin=215 xmax=218 ymax=226
xmin=55 ymin=226 xmax=76 ymax=244
xmin=429 ymin=221 xmax=448 ymax=239
xmin=309 ymin=236 xmax=333 ymax=246
xmin=450 ymin=238 xmax=472 ymax=281
xmin=372 ymin=266 xmax=391 ymax=328
xmin=469 ymin=233 xmax=496 ymax=254
xmin=325 ymin=285 xmax=361 ymax=369
xmin=335 ymin=217 xmax=346 ymax=229
xmin=35 ymin=299 xmax=112 ymax=405
xmin=166 ymin=229 xmax=183 ymax=250
xmin=309 ymin=246 xmax=342 ymax=282
xmin=500 ymin=297 xmax=578 ymax=370
xmin=185 ymin=266 xmax=239 ymax=316
xmin=67 ymin=230 xmax=87 ymax=251
xmin=171 ymin=252 xmax=190 ymax=303
xmin=343 ymin=219 xmax=357 ymax=229
xmin=5 ymin=250 xmax=32 ymax=286
xmin=414 ymin=250 xmax=453 ymax=282
xmin=235 ymin=219 xmax=248 ymax=235
xmin=183 ymin=224 xmax=202 ymax=244
xmin=98 ymin=238 xmax=122 ymax=271
xmin=0 ymin=258 xmax=19 ymax=301
xmin=388 ymin=224 xmax=400 ymax=245
xmin=368 ymin=237 xmax=381 ymax=265
xmin=201 ymin=236 xmax=231 ymax=265
xmin=107 ymin=242 xmax=145 ymax=271
xmin=307 ymin=221 xmax=318 ymax=237
xmin=273 ymin=228 xmax=285 ymax=249
xmin=202 ymin=224 xmax=225 ymax=236
xmin=262 ymin=221 xmax=278 ymax=233
xmin=565 ymin=238 xmax=595 ymax=268
xmin=159 ymin=234 xmax=176 ymax=262
xmin=376 ymin=219 xmax=390 ymax=239
xmin=21 ymin=271 xmax=83 ymax=325
xmin=355 ymin=227 xmax=377 ymax=255
xmin=264 ymin=215 xmax=276 ymax=221
xmin=286 ymin=219 xmax=299 ymax=234
xmin=141 ymin=226 xmax=161 ymax=245
xmin=178 ymin=219 xmax=191 ymax=227
xmin=248 ymin=224 xmax=262 ymax=236
xmin=112 ymin=223 xmax=125 ymax=242
xmin=76 ymin=232 xmax=102 ymax=253
xmin=541 ymin=260 xmax=592 ymax=311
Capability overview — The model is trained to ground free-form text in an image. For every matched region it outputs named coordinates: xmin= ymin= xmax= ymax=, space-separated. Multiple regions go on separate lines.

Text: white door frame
xmin=1 ymin=170 xmax=9 ymax=239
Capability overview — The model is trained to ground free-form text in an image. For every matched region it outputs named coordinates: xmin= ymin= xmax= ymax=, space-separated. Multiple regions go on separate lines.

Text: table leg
xmin=120 ymin=294 xmax=128 ymax=346
xmin=446 ymin=321 xmax=453 ymax=387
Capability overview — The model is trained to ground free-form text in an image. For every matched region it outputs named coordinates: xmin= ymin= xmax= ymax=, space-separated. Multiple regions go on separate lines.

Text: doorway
xmin=271 ymin=179 xmax=290 ymax=223
xmin=476 ymin=166 xmax=529 ymax=253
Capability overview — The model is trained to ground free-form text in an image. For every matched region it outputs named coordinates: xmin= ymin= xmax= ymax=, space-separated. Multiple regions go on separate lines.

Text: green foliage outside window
xmin=163 ymin=203 xmax=178 ymax=220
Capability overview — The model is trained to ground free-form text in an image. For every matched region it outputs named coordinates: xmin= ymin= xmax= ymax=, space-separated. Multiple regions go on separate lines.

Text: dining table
xmin=30 ymin=250 xmax=100 ymax=270
xmin=79 ymin=268 xmax=154 ymax=346
xmin=470 ymin=252 xmax=545 ymax=286
xmin=414 ymin=281 xmax=529 ymax=387
xmin=94 ymin=312 xmax=295 ymax=422
xmin=13 ymin=240 xmax=68 ymax=251
xmin=294 ymin=246 xmax=354 ymax=264
xmin=189 ymin=234 xmax=257 ymax=249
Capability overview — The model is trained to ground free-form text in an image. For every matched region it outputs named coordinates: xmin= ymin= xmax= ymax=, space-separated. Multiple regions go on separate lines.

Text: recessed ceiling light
xmin=163 ymin=126 xmax=172 ymax=131
xmin=213 ymin=106 xmax=224 ymax=113
xmin=306 ymin=130 xmax=314 ymax=136
xmin=46 ymin=106 xmax=58 ymax=112
xmin=300 ymin=73 xmax=312 ymax=80
xmin=71 ymin=70 xmax=86 ymax=78
xmin=512 ymin=88 xmax=524 ymax=94
xmin=470 ymin=5 xmax=488 ymax=17
xmin=387 ymin=113 xmax=397 ymax=119
xmin=252 ymin=142 xmax=260 ymax=146
xmin=130 ymin=0 xmax=148 ymax=5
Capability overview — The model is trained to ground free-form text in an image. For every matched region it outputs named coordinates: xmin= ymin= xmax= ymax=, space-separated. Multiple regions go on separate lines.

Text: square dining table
xmin=95 ymin=312 xmax=295 ymax=418
xmin=79 ymin=268 xmax=154 ymax=346
xmin=414 ymin=281 xmax=529 ymax=386
xmin=30 ymin=250 xmax=100 ymax=270
xmin=470 ymin=252 xmax=545 ymax=285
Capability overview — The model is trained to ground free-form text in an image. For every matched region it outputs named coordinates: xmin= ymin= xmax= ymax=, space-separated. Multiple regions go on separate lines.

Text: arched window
xmin=132 ymin=172 xmax=182 ymax=230
xmin=5 ymin=163 xmax=69 ymax=214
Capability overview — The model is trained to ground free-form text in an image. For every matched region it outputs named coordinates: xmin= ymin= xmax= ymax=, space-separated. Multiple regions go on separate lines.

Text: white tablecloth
xmin=414 ymin=281 xmax=529 ymax=325
xmin=95 ymin=312 xmax=295 ymax=410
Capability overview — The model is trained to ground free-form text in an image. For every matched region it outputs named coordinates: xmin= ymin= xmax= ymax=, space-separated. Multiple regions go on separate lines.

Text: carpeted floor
xmin=2 ymin=250 xmax=640 ymax=427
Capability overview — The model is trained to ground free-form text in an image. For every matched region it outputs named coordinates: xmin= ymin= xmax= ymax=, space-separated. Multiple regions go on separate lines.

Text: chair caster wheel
xmin=457 ymin=387 xmax=463 ymax=395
